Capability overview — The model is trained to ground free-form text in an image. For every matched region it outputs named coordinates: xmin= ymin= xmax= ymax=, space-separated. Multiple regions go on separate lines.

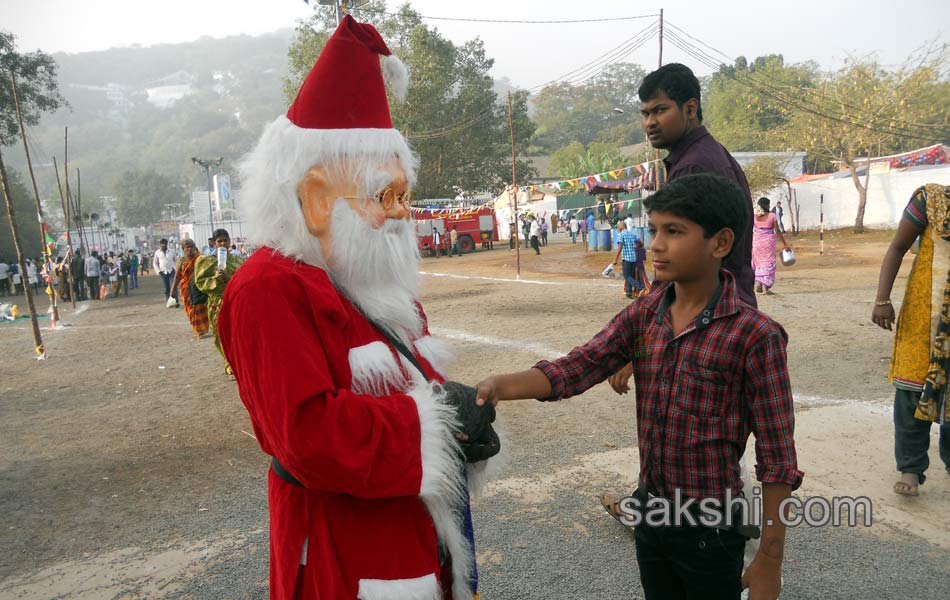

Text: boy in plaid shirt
xmin=475 ymin=174 xmax=802 ymax=600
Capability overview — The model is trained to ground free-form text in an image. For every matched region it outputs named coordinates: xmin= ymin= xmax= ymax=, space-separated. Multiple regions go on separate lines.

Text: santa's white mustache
xmin=325 ymin=200 xmax=422 ymax=339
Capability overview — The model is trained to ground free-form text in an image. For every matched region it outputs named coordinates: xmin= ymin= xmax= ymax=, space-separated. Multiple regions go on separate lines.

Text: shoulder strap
xmin=371 ymin=321 xmax=431 ymax=383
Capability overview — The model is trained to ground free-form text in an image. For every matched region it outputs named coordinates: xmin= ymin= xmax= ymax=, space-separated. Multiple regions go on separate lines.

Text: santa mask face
xmin=297 ymin=156 xmax=421 ymax=339
xmin=298 ymin=157 xmax=411 ymax=250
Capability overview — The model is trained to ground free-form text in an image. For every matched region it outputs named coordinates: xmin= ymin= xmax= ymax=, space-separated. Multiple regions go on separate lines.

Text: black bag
xmin=188 ymin=274 xmax=207 ymax=305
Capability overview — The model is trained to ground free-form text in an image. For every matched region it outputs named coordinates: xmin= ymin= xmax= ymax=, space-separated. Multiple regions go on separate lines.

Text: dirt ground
xmin=1 ymin=227 xmax=948 ymax=599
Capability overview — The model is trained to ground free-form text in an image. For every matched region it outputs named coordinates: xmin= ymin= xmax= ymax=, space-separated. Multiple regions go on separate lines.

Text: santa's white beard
xmin=326 ymin=201 xmax=423 ymax=342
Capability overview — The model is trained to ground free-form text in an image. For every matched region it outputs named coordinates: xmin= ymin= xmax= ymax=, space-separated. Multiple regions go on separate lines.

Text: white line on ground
xmin=429 ymin=326 xmax=566 ymax=360
xmin=420 ymin=271 xmax=619 ymax=287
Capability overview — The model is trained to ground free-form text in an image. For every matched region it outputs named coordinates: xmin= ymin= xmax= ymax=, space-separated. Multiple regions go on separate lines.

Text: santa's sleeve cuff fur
xmin=408 ymin=382 xmax=464 ymax=502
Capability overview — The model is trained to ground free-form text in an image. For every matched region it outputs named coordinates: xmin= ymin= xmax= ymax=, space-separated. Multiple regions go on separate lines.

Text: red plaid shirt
xmin=535 ymin=271 xmax=803 ymax=501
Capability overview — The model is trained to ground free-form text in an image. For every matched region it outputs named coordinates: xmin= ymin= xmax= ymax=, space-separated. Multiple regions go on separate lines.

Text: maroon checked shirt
xmin=535 ymin=271 xmax=803 ymax=501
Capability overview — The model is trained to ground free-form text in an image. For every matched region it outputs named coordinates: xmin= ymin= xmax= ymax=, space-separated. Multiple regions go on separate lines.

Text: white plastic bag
xmin=166 ymin=296 xmax=178 ymax=308
xmin=601 ymin=263 xmax=615 ymax=277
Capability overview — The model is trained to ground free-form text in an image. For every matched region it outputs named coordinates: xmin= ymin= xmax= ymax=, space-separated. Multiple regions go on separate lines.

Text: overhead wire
xmin=353 ymin=8 xmax=659 ymax=25
xmin=408 ymin=21 xmax=659 ymax=140
xmin=662 ymin=28 xmax=949 ymax=145
xmin=664 ymin=20 xmax=950 ymax=139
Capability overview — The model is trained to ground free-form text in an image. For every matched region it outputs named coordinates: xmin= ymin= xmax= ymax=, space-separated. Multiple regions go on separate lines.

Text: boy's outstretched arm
xmin=475 ymin=368 xmax=552 ymax=407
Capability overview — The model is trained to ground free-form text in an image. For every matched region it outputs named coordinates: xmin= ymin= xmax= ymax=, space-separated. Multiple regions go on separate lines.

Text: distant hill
xmin=5 ymin=31 xmax=295 ymax=223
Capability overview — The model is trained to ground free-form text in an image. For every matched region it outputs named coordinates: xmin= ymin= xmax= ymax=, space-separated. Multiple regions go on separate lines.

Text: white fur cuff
xmin=408 ymin=382 xmax=464 ymax=501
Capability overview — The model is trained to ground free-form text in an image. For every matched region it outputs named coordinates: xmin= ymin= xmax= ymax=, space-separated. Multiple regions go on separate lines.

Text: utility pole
xmin=658 ymin=9 xmax=664 ymax=68
xmin=0 ymin=148 xmax=45 ymax=358
xmin=9 ymin=72 xmax=59 ymax=324
xmin=655 ymin=9 xmax=664 ymax=191
xmin=192 ymin=156 xmax=223 ymax=232
xmin=507 ymin=92 xmax=521 ymax=280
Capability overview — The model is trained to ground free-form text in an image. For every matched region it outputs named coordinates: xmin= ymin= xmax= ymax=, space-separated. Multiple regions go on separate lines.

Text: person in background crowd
xmin=569 ymin=215 xmax=580 ymax=244
xmin=9 ymin=262 xmax=21 ymax=295
xmin=153 ymin=238 xmax=178 ymax=304
xmin=116 ymin=251 xmax=131 ymax=296
xmin=195 ymin=228 xmax=245 ymax=373
xmin=84 ymin=250 xmax=101 ymax=300
xmin=580 ymin=214 xmax=588 ymax=244
xmin=540 ymin=218 xmax=549 ymax=246
xmin=0 ymin=257 xmax=11 ymax=296
xmin=203 ymin=237 xmax=216 ymax=256
xmin=625 ymin=212 xmax=636 ymax=233
xmin=139 ymin=251 xmax=149 ymax=275
xmin=586 ymin=211 xmax=596 ymax=240
xmin=772 ymin=200 xmax=786 ymax=233
xmin=172 ymin=239 xmax=210 ymax=339
xmin=431 ymin=226 xmax=442 ymax=258
xmin=752 ymin=197 xmax=791 ymax=296
xmin=70 ymin=250 xmax=86 ymax=301
xmin=550 ymin=213 xmax=558 ymax=236
xmin=129 ymin=250 xmax=139 ymax=289
xmin=529 ymin=215 xmax=541 ymax=255
xmin=872 ymin=183 xmax=950 ymax=497
xmin=448 ymin=225 xmax=461 ymax=257
xmin=612 ymin=221 xmax=642 ymax=300
xmin=27 ymin=258 xmax=39 ymax=293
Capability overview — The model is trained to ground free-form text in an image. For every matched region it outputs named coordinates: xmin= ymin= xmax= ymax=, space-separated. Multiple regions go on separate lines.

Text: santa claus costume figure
xmin=218 ymin=14 xmax=500 ymax=600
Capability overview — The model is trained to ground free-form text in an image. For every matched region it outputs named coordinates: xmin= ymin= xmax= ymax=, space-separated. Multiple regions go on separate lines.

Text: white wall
xmin=775 ymin=164 xmax=950 ymax=230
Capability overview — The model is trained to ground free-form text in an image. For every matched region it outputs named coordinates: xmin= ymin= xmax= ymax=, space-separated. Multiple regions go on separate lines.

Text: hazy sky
xmin=4 ymin=0 xmax=949 ymax=88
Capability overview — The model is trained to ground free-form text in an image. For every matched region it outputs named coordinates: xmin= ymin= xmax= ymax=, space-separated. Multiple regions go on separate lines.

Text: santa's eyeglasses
xmin=342 ymin=188 xmax=414 ymax=210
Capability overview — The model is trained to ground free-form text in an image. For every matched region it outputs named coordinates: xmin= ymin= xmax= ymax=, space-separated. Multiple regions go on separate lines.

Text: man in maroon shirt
xmin=476 ymin=174 xmax=801 ymax=600
xmin=639 ymin=63 xmax=756 ymax=308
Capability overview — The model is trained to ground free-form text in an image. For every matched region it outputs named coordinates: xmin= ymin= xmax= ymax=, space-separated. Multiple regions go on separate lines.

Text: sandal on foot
xmin=599 ymin=491 xmax=626 ymax=523
xmin=893 ymin=480 xmax=919 ymax=496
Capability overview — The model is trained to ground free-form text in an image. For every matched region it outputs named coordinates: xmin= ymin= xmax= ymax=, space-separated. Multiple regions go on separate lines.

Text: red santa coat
xmin=217 ymin=249 xmax=472 ymax=600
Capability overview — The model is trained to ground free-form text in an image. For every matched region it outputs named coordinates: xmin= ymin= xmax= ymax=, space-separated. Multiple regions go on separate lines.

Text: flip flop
xmin=599 ymin=491 xmax=625 ymax=523
xmin=893 ymin=481 xmax=919 ymax=496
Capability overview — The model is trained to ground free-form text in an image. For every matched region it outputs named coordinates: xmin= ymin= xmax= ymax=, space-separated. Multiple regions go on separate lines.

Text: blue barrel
xmin=588 ymin=229 xmax=600 ymax=251
xmin=599 ymin=228 xmax=612 ymax=251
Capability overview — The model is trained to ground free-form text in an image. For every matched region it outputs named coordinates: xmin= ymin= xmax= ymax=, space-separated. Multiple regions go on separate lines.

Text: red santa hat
xmin=239 ymin=15 xmax=418 ymax=260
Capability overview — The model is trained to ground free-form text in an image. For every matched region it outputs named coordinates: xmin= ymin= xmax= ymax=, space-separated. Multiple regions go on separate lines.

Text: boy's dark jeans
xmin=635 ymin=521 xmax=746 ymax=600
xmin=894 ymin=387 xmax=950 ymax=483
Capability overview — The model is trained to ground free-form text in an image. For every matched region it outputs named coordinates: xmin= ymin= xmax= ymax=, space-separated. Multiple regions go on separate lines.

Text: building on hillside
xmin=145 ymin=70 xmax=195 ymax=108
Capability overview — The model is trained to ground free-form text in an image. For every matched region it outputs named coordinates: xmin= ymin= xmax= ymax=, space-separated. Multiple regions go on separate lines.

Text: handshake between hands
xmin=439 ymin=381 xmax=500 ymax=463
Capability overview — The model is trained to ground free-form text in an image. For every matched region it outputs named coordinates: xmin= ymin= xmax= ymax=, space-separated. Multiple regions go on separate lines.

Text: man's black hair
xmin=638 ymin=63 xmax=703 ymax=123
xmin=212 ymin=228 xmax=230 ymax=240
xmin=643 ymin=174 xmax=748 ymax=257
xmin=160 ymin=238 xmax=168 ymax=244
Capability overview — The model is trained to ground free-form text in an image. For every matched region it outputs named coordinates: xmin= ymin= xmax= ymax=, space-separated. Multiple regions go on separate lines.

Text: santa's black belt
xmin=271 ymin=457 xmax=303 ymax=487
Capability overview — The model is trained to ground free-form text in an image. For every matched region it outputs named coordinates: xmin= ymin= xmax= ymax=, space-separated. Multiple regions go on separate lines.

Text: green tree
xmin=530 ymin=63 xmax=647 ymax=153
xmin=550 ymin=142 xmax=632 ymax=178
xmin=705 ymin=55 xmax=818 ymax=152
xmin=780 ymin=52 xmax=950 ymax=232
xmin=743 ymin=156 xmax=788 ymax=197
xmin=0 ymin=31 xmax=67 ymax=147
xmin=285 ymin=2 xmax=535 ymax=198
xmin=0 ymin=168 xmax=42 ymax=259
xmin=113 ymin=169 xmax=186 ymax=226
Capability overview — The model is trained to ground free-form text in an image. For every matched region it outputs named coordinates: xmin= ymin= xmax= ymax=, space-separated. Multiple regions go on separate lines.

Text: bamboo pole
xmin=507 ymin=92 xmax=521 ymax=280
xmin=52 ymin=155 xmax=76 ymax=309
xmin=9 ymin=72 xmax=59 ymax=324
xmin=0 ymin=148 xmax=46 ymax=358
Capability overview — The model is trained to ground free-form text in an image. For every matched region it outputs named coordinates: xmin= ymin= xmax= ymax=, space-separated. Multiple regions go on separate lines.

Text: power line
xmin=353 ymin=8 xmax=659 ymax=25
xmin=408 ymin=21 xmax=660 ymax=140
xmin=665 ymin=20 xmax=950 ymax=139
xmin=663 ymin=28 xmax=950 ymax=144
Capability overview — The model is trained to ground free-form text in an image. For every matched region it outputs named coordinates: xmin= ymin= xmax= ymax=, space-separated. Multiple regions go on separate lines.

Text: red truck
xmin=414 ymin=207 xmax=498 ymax=256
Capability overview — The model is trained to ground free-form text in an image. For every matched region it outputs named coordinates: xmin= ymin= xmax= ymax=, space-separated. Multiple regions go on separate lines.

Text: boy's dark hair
xmin=160 ymin=238 xmax=168 ymax=244
xmin=643 ymin=174 xmax=748 ymax=257
xmin=212 ymin=228 xmax=230 ymax=240
xmin=638 ymin=63 xmax=703 ymax=123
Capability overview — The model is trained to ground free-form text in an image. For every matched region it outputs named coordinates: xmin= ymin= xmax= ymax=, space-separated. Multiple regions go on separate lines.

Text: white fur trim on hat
xmin=237 ymin=115 xmax=419 ymax=264
xmin=382 ymin=55 xmax=409 ymax=102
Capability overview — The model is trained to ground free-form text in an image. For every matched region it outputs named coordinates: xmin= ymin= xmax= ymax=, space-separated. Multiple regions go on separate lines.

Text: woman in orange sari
xmin=172 ymin=239 xmax=209 ymax=338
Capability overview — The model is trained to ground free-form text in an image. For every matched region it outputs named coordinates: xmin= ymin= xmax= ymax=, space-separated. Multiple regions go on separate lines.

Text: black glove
xmin=459 ymin=426 xmax=501 ymax=463
xmin=440 ymin=381 xmax=495 ymax=441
